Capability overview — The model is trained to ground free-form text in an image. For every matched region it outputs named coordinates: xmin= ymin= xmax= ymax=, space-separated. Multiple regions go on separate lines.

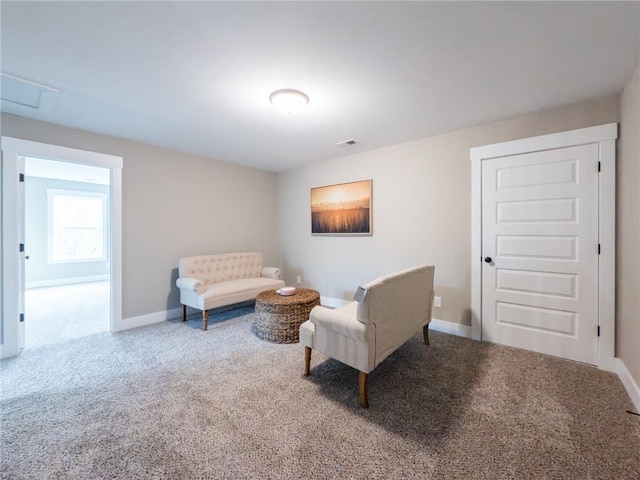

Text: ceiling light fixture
xmin=269 ymin=89 xmax=309 ymax=115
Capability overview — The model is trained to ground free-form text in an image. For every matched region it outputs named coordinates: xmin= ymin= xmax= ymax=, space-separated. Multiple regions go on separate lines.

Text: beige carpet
xmin=1 ymin=310 xmax=639 ymax=479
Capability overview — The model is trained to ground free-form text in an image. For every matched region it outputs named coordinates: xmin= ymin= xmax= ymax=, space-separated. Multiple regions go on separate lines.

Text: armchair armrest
xmin=309 ymin=305 xmax=369 ymax=342
xmin=261 ymin=267 xmax=281 ymax=280
xmin=176 ymin=277 xmax=203 ymax=294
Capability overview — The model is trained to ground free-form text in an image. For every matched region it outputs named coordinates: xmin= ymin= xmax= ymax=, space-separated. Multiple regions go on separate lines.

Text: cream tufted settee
xmin=176 ymin=252 xmax=284 ymax=330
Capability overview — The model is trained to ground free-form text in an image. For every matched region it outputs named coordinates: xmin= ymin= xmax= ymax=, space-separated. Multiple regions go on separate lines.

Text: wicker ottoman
xmin=254 ymin=288 xmax=320 ymax=343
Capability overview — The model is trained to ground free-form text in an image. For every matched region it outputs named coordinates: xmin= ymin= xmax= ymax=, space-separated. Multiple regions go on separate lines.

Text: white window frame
xmin=47 ymin=189 xmax=108 ymax=264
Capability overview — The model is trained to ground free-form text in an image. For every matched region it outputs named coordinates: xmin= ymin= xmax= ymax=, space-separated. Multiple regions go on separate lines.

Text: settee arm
xmin=261 ymin=267 xmax=281 ymax=280
xmin=176 ymin=277 xmax=203 ymax=294
xmin=309 ymin=305 xmax=369 ymax=342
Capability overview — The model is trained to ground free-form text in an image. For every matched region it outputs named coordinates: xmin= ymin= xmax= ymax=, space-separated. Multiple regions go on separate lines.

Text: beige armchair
xmin=299 ymin=265 xmax=435 ymax=408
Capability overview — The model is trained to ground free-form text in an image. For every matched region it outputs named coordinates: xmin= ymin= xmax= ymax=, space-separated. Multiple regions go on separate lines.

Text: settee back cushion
xmin=179 ymin=252 xmax=263 ymax=286
xmin=356 ymin=265 xmax=435 ymax=366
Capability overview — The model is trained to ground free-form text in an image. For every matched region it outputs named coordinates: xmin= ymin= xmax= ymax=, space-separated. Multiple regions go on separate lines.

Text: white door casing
xmin=481 ymin=144 xmax=599 ymax=364
xmin=0 ymin=137 xmax=123 ymax=359
xmin=470 ymin=123 xmax=617 ymax=371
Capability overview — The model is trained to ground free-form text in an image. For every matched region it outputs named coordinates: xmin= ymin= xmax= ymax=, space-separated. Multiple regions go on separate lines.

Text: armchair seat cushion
xmin=309 ymin=302 xmax=369 ymax=341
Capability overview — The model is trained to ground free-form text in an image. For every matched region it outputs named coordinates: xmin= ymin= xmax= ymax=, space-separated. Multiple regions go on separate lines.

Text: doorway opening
xmin=1 ymin=136 xmax=123 ymax=359
xmin=24 ymin=157 xmax=111 ymax=347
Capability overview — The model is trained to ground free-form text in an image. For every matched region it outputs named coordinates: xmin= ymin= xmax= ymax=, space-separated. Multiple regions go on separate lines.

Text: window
xmin=48 ymin=189 xmax=107 ymax=263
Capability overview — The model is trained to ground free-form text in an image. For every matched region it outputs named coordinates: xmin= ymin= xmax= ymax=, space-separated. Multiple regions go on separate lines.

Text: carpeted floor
xmin=1 ymin=308 xmax=639 ymax=479
xmin=25 ymin=281 xmax=110 ymax=348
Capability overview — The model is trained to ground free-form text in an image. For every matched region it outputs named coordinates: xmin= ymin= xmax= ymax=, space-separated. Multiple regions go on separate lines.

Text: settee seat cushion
xmin=197 ymin=277 xmax=283 ymax=310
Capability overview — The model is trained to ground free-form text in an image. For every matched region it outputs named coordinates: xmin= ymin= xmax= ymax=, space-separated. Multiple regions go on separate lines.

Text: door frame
xmin=470 ymin=123 xmax=617 ymax=371
xmin=1 ymin=137 xmax=123 ymax=358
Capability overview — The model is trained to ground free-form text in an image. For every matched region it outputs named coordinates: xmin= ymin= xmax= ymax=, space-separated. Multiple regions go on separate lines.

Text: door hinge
xmin=598 ymin=244 xmax=601 ymax=255
xmin=598 ymin=161 xmax=601 ymax=172
xmin=20 ymin=313 xmax=24 ymax=323
xmin=597 ymin=325 xmax=600 ymax=337
xmin=19 ymin=243 xmax=24 ymax=253
xmin=19 ymin=173 xmax=24 ymax=182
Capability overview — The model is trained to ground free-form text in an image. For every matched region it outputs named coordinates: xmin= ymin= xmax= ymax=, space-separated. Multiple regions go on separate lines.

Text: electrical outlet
xmin=296 ymin=276 xmax=302 ymax=284
xmin=434 ymin=296 xmax=442 ymax=308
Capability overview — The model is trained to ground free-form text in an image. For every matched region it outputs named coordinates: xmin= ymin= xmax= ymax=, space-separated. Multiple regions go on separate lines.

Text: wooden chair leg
xmin=182 ymin=305 xmax=187 ymax=322
xmin=358 ymin=371 xmax=369 ymax=408
xmin=202 ymin=310 xmax=208 ymax=331
xmin=304 ymin=347 xmax=312 ymax=376
xmin=423 ymin=324 xmax=430 ymax=345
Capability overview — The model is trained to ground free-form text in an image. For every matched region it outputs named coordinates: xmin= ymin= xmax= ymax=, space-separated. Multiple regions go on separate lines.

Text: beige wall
xmin=1 ymin=113 xmax=280 ymax=320
xmin=3 ymin=90 xmax=631 ymax=364
xmin=277 ymin=95 xmax=619 ymax=326
xmin=618 ymin=62 xmax=640 ymax=386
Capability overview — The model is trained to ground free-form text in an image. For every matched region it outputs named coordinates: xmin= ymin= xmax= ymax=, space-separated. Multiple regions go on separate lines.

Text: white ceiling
xmin=1 ymin=1 xmax=638 ymax=172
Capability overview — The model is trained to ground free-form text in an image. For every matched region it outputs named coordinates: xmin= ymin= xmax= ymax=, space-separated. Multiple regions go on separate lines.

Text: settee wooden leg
xmin=182 ymin=305 xmax=187 ymax=322
xmin=423 ymin=324 xmax=430 ymax=345
xmin=304 ymin=347 xmax=312 ymax=376
xmin=202 ymin=310 xmax=208 ymax=331
xmin=358 ymin=371 xmax=369 ymax=408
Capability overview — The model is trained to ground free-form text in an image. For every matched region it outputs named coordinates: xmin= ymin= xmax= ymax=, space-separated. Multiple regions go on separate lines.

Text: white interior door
xmin=481 ymin=143 xmax=599 ymax=364
xmin=0 ymin=146 xmax=25 ymax=358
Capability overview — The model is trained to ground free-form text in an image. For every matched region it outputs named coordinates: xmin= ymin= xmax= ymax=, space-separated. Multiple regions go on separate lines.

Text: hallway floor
xmin=25 ymin=281 xmax=110 ymax=348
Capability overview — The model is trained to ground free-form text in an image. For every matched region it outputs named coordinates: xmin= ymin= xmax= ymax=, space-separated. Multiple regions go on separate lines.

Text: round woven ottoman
xmin=254 ymin=288 xmax=320 ymax=343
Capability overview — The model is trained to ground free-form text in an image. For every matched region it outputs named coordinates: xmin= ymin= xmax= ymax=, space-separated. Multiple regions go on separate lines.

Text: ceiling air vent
xmin=334 ymin=139 xmax=357 ymax=147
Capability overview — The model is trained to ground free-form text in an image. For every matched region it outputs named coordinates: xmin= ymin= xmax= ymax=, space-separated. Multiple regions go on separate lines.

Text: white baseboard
xmin=429 ymin=318 xmax=473 ymax=338
xmin=115 ymin=307 xmax=181 ymax=332
xmin=26 ymin=274 xmax=110 ymax=289
xmin=614 ymin=358 xmax=640 ymax=413
xmin=319 ymin=297 xmax=473 ymax=340
xmin=116 ymin=301 xmax=258 ymax=333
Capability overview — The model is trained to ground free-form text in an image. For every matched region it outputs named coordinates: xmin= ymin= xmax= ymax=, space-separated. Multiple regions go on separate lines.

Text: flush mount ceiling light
xmin=269 ymin=89 xmax=309 ymax=115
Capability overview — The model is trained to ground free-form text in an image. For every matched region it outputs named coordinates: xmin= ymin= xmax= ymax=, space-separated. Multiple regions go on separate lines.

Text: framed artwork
xmin=311 ymin=179 xmax=372 ymax=235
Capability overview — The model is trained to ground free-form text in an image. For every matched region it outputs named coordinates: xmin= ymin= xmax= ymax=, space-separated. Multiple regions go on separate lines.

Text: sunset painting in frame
xmin=311 ymin=179 xmax=372 ymax=235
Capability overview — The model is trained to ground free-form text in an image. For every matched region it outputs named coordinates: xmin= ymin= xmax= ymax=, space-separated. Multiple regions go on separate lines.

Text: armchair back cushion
xmin=357 ymin=265 xmax=434 ymax=365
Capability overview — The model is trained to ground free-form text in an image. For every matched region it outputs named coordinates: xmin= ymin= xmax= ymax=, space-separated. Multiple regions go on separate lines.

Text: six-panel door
xmin=481 ymin=144 xmax=599 ymax=364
